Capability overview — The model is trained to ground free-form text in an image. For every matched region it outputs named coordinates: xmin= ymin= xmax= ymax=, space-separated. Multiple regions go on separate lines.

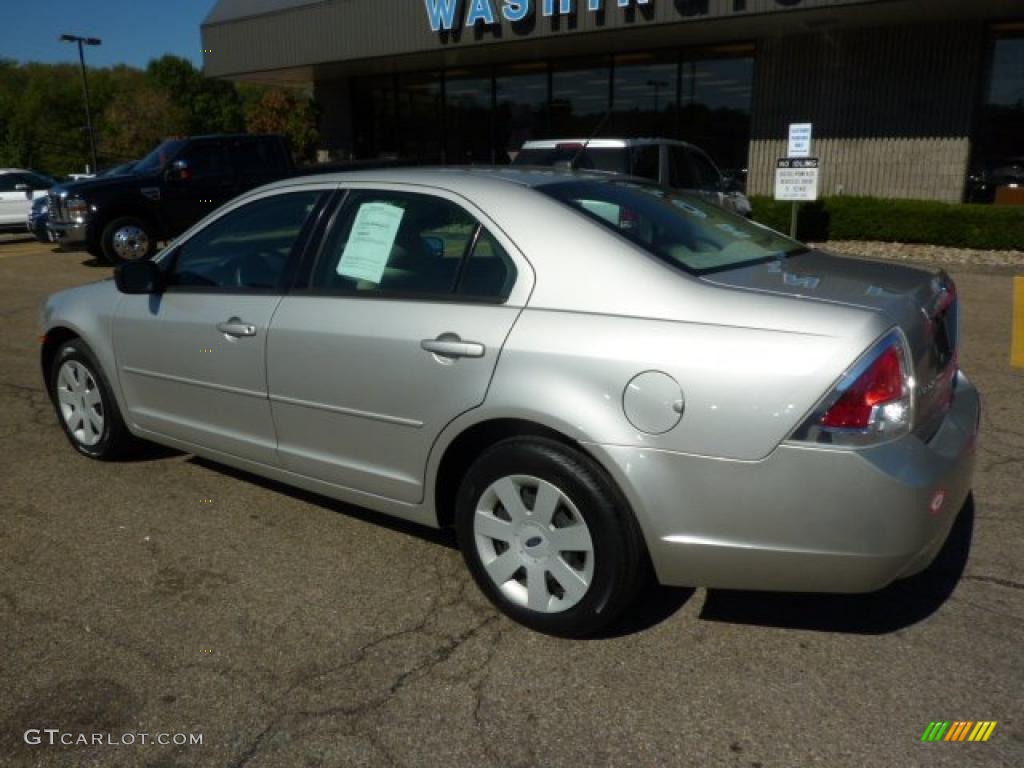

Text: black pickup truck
xmin=48 ymin=134 xmax=294 ymax=263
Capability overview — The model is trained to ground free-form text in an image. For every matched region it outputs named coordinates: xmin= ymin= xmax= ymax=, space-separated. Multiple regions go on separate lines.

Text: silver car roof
xmin=256 ymin=166 xmax=651 ymax=194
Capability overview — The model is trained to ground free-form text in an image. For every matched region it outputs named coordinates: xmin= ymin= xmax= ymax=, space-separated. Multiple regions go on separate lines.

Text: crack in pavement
xmin=965 ymin=574 xmax=1024 ymax=591
xmin=228 ymin=562 xmax=498 ymax=768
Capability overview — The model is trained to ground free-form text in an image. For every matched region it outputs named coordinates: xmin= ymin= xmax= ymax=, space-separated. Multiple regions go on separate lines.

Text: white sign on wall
xmin=775 ymin=158 xmax=820 ymax=201
xmin=787 ymin=123 xmax=813 ymax=158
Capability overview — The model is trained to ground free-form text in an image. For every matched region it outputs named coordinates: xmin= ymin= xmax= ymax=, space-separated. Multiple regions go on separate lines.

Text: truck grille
xmin=48 ymin=193 xmax=66 ymax=223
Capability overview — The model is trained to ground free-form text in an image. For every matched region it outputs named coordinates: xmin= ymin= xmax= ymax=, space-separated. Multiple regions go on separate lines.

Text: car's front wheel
xmin=101 ymin=216 xmax=155 ymax=264
xmin=455 ymin=437 xmax=647 ymax=637
xmin=48 ymin=339 xmax=135 ymax=460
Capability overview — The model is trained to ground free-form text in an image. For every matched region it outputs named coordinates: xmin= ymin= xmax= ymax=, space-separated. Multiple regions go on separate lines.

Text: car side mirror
xmin=14 ymin=183 xmax=29 ymax=191
xmin=165 ymin=160 xmax=191 ymax=182
xmin=115 ymin=260 xmax=163 ymax=294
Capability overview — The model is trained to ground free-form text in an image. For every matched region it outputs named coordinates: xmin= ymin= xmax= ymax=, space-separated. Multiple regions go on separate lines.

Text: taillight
xmin=790 ymin=330 xmax=914 ymax=446
xmin=820 ymin=346 xmax=905 ymax=429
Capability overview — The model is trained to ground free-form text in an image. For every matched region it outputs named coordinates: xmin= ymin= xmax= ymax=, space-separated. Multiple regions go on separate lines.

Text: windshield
xmin=133 ymin=140 xmax=187 ymax=175
xmin=540 ymin=179 xmax=806 ymax=275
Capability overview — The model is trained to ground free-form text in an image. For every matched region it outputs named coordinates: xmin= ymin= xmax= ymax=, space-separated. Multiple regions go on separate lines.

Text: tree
xmin=146 ymin=55 xmax=244 ymax=135
xmin=245 ymin=88 xmax=320 ymax=163
xmin=101 ymin=86 xmax=189 ymax=161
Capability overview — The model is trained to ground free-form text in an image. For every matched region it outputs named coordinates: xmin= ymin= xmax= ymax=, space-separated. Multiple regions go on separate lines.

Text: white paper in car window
xmin=336 ymin=202 xmax=405 ymax=283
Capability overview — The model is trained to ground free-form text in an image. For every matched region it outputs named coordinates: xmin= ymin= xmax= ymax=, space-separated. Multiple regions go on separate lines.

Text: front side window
xmin=180 ymin=142 xmax=229 ymax=179
xmin=166 ymin=191 xmax=322 ymax=291
xmin=134 ymin=139 xmax=188 ymax=175
xmin=312 ymin=190 xmax=514 ymax=300
xmin=541 ymin=179 xmax=804 ymax=275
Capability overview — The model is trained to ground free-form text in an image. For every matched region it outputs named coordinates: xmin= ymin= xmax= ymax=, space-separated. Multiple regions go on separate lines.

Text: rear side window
xmin=689 ymin=150 xmax=722 ymax=191
xmin=514 ymin=146 xmax=630 ymax=174
xmin=457 ymin=229 xmax=516 ymax=300
xmin=629 ymin=146 xmax=659 ymax=182
xmin=668 ymin=147 xmax=697 ymax=189
xmin=311 ymin=190 xmax=515 ymax=300
xmin=167 ymin=191 xmax=322 ymax=291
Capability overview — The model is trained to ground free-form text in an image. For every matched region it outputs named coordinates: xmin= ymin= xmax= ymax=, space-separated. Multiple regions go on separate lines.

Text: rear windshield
xmin=540 ymin=179 xmax=806 ymax=275
xmin=514 ymin=146 xmax=631 ymax=175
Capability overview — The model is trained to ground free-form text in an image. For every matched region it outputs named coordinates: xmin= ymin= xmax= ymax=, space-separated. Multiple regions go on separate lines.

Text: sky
xmin=0 ymin=0 xmax=215 ymax=69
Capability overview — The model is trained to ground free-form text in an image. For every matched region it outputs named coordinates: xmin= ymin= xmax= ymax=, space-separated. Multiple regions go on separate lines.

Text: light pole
xmin=59 ymin=34 xmax=102 ymax=174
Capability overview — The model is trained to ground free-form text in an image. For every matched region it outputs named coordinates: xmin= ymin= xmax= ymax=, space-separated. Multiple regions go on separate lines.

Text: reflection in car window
xmin=540 ymin=180 xmax=805 ymax=275
xmin=167 ymin=191 xmax=322 ymax=291
xmin=313 ymin=191 xmax=481 ymax=297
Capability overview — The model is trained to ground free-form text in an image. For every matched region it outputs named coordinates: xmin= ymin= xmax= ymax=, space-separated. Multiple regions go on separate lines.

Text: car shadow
xmin=697 ymin=494 xmax=975 ymax=635
xmin=184 ymin=456 xmax=973 ymax=638
xmin=187 ymin=456 xmax=458 ymax=551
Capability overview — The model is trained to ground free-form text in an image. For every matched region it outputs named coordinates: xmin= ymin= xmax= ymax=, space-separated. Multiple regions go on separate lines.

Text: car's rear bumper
xmin=591 ymin=371 xmax=980 ymax=593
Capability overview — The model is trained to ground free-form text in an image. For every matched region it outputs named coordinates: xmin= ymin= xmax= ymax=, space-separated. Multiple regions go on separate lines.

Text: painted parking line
xmin=1014 ymin=277 xmax=1024 ymax=368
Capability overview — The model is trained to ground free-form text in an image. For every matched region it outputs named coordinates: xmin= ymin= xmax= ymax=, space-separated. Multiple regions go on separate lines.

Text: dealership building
xmin=202 ymin=0 xmax=1024 ymax=202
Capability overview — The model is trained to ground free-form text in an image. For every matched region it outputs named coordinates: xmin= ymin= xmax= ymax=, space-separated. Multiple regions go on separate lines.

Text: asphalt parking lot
xmin=0 ymin=234 xmax=1021 ymax=768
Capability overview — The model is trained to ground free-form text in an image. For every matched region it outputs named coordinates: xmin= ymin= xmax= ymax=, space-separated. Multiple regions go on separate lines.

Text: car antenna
xmin=569 ymin=110 xmax=612 ymax=170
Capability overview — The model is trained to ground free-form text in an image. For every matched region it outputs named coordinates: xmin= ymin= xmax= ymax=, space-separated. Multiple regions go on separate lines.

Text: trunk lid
xmin=703 ymin=249 xmax=959 ymax=440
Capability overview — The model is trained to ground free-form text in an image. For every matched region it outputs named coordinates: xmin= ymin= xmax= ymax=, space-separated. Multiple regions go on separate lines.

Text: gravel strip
xmin=811 ymin=240 xmax=1024 ymax=269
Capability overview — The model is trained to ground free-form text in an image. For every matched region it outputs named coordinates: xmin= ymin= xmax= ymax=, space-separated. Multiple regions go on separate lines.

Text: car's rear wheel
xmin=455 ymin=437 xmax=647 ymax=637
xmin=48 ymin=339 xmax=135 ymax=460
xmin=101 ymin=217 xmax=155 ymax=264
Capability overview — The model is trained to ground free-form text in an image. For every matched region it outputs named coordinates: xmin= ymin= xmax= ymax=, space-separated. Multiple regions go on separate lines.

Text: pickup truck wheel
xmin=102 ymin=217 xmax=155 ymax=263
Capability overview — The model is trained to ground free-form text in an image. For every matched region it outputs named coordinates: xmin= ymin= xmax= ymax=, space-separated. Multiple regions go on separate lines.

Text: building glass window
xmin=969 ymin=29 xmax=1024 ymax=203
xmin=496 ymin=64 xmax=548 ymax=163
xmin=550 ymin=59 xmax=611 ymax=139
xmin=679 ymin=50 xmax=754 ymax=173
xmin=351 ymin=76 xmax=398 ymax=160
xmin=446 ymin=70 xmax=494 ymax=164
xmin=398 ymin=73 xmax=443 ymax=163
xmin=612 ymin=53 xmax=678 ymax=138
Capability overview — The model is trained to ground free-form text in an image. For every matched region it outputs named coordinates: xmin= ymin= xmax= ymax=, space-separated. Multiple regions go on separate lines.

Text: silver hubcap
xmin=112 ymin=225 xmax=149 ymax=261
xmin=474 ymin=475 xmax=595 ymax=614
xmin=56 ymin=361 xmax=104 ymax=447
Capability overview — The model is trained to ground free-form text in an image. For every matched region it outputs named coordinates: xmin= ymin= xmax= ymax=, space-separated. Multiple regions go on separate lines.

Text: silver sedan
xmin=39 ymin=168 xmax=979 ymax=637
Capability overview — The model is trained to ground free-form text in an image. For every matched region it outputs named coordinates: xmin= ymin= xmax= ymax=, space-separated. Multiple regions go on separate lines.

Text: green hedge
xmin=749 ymin=196 xmax=1024 ymax=251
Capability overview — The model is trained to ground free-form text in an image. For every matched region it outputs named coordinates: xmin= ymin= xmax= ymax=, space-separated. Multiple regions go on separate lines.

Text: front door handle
xmin=421 ymin=334 xmax=486 ymax=359
xmin=217 ymin=318 xmax=257 ymax=338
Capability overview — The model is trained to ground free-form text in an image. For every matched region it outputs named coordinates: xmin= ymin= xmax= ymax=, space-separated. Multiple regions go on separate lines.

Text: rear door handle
xmin=217 ymin=318 xmax=257 ymax=338
xmin=421 ymin=334 xmax=486 ymax=359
